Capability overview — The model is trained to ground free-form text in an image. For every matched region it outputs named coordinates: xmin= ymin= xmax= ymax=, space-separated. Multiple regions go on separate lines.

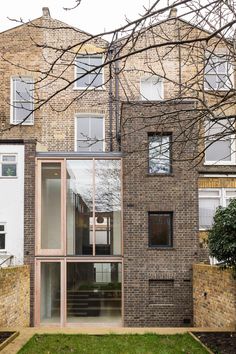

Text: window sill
xmin=0 ymin=176 xmax=18 ymax=179
xmin=147 ymin=247 xmax=175 ymax=250
xmin=204 ymin=88 xmax=232 ymax=92
xmin=73 ymin=86 xmax=106 ymax=91
xmin=146 ymin=173 xmax=174 ymax=177
xmin=204 ymin=162 xmax=235 ymax=166
xmin=149 ymin=303 xmax=174 ymax=307
xmin=10 ymin=123 xmax=34 ymax=126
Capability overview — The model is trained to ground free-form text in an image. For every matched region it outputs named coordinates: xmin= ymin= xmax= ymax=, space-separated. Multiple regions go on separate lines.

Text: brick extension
xmin=122 ymin=102 xmax=200 ymax=326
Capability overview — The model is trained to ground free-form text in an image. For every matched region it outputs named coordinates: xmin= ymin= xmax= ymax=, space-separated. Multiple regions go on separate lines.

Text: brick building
xmin=0 ymin=7 xmax=235 ymax=327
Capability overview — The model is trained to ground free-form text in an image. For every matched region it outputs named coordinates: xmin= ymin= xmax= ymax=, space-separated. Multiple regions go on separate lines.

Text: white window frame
xmin=10 ymin=76 xmax=34 ymax=125
xmin=140 ymin=75 xmax=164 ymax=101
xmin=74 ymin=55 xmax=104 ymax=90
xmin=204 ymin=53 xmax=234 ymax=91
xmin=199 ymin=188 xmax=236 ymax=230
xmin=204 ymin=119 xmax=236 ymax=165
xmin=0 ymin=223 xmax=6 ymax=251
xmin=74 ymin=114 xmax=105 ymax=152
xmin=0 ymin=153 xmax=17 ymax=178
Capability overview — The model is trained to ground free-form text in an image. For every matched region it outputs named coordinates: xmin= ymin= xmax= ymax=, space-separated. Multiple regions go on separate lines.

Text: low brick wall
xmin=0 ymin=265 xmax=30 ymax=327
xmin=193 ymin=264 xmax=236 ymax=329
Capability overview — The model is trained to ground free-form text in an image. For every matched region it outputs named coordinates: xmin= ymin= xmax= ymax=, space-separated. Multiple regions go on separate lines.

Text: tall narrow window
xmin=76 ymin=115 xmax=104 ymax=152
xmin=75 ymin=55 xmax=103 ymax=89
xmin=149 ymin=212 xmax=173 ymax=247
xmin=0 ymin=224 xmax=6 ymax=250
xmin=149 ymin=134 xmax=171 ymax=174
xmin=140 ymin=76 xmax=163 ymax=100
xmin=204 ymin=54 xmax=233 ymax=91
xmin=205 ymin=119 xmax=235 ymax=164
xmin=11 ymin=77 xmax=34 ymax=124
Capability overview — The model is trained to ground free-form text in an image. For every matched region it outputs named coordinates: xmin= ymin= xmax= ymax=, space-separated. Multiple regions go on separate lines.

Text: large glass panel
xmin=41 ymin=163 xmax=61 ymax=249
xmin=95 ymin=160 xmax=121 ymax=255
xmin=40 ymin=262 xmax=60 ymax=324
xmin=67 ymin=160 xmax=93 ymax=255
xmin=67 ymin=262 xmax=122 ymax=324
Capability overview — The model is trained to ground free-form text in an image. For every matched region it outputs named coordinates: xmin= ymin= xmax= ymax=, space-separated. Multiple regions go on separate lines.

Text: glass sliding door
xmin=40 ymin=262 xmax=61 ymax=324
xmin=67 ymin=262 xmax=122 ymax=324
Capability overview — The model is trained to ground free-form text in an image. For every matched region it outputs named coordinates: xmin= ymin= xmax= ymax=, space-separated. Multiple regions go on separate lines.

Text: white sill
xmin=204 ymin=161 xmax=235 ymax=166
xmin=0 ymin=176 xmax=18 ymax=179
xmin=204 ymin=88 xmax=231 ymax=92
xmin=73 ymin=86 xmax=106 ymax=91
xmin=10 ymin=122 xmax=34 ymax=126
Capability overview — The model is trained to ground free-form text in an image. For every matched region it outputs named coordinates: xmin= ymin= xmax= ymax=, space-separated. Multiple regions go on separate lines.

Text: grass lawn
xmin=17 ymin=333 xmax=209 ymax=354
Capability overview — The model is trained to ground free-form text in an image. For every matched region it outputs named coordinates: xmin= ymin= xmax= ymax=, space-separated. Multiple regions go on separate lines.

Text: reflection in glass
xmin=67 ymin=262 xmax=122 ymax=324
xmin=149 ymin=135 xmax=171 ymax=174
xmin=41 ymin=163 xmax=61 ymax=249
xmin=40 ymin=263 xmax=60 ymax=323
xmin=67 ymin=159 xmax=122 ymax=256
xmin=95 ymin=160 xmax=121 ymax=255
xmin=67 ymin=160 xmax=93 ymax=255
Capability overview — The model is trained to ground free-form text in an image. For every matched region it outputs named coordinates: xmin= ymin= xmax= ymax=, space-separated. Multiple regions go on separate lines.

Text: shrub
xmin=208 ymin=198 xmax=236 ymax=274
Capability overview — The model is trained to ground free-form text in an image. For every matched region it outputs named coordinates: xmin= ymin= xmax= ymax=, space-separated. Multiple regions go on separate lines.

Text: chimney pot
xmin=42 ymin=7 xmax=51 ymax=18
xmin=169 ymin=7 xmax=177 ymax=18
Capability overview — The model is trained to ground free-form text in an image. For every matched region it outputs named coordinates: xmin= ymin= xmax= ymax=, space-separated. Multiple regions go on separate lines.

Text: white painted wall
xmin=0 ymin=144 xmax=24 ymax=265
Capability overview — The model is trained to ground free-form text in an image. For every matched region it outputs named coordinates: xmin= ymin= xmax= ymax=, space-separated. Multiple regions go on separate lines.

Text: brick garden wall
xmin=0 ymin=265 xmax=30 ymax=327
xmin=193 ymin=264 xmax=236 ymax=329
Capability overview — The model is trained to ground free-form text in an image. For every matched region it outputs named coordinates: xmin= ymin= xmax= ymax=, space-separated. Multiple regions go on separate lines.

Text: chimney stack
xmin=42 ymin=7 xmax=51 ymax=18
xmin=169 ymin=7 xmax=177 ymax=18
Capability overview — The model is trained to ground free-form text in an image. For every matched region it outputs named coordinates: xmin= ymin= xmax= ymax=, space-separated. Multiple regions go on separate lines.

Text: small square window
xmin=149 ymin=134 xmax=171 ymax=174
xmin=149 ymin=212 xmax=173 ymax=247
xmin=140 ymin=76 xmax=164 ymax=101
xmin=0 ymin=224 xmax=6 ymax=250
xmin=0 ymin=154 xmax=17 ymax=177
xmin=76 ymin=115 xmax=104 ymax=152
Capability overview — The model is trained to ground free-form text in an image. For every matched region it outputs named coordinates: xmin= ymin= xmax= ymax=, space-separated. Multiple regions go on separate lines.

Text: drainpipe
xmin=114 ymin=34 xmax=121 ymax=150
xmin=108 ymin=48 xmax=113 ymax=152
xmin=177 ymin=16 xmax=182 ymax=97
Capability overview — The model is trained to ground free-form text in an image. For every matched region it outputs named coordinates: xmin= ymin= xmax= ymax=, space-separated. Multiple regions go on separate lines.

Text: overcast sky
xmin=0 ymin=0 xmax=164 ymax=34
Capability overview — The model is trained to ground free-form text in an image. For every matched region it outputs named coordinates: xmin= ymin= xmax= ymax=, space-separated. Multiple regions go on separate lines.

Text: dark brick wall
xmin=23 ymin=140 xmax=36 ymax=326
xmin=121 ymin=102 xmax=200 ymax=327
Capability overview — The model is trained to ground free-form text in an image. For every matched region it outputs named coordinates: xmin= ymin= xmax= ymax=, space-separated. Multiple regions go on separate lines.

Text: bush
xmin=208 ymin=198 xmax=236 ymax=273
